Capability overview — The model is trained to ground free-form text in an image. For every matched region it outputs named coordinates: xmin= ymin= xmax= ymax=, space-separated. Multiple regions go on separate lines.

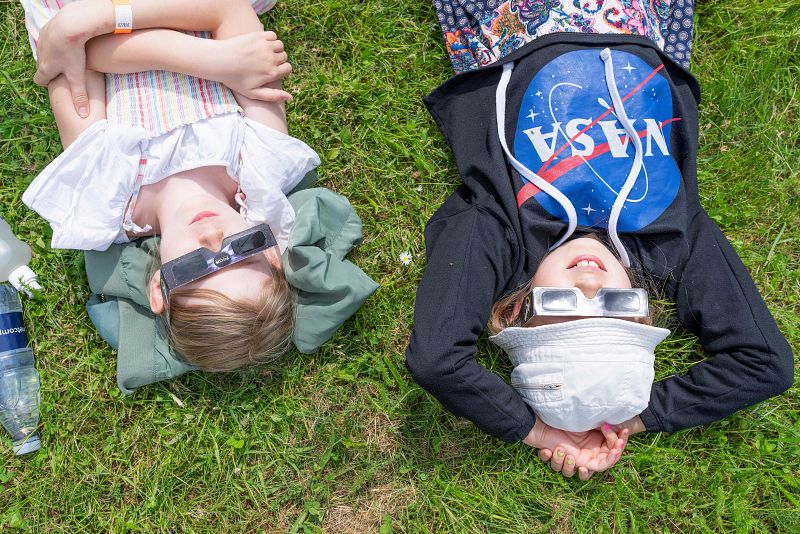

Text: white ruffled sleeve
xmin=238 ymin=118 xmax=320 ymax=252
xmin=22 ymin=121 xmax=149 ymax=251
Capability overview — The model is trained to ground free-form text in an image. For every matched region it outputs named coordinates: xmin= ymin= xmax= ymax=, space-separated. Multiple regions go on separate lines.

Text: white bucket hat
xmin=490 ymin=318 xmax=670 ymax=432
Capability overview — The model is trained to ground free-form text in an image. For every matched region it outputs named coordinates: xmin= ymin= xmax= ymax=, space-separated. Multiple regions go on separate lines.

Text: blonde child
xmin=21 ymin=0 xmax=319 ymax=370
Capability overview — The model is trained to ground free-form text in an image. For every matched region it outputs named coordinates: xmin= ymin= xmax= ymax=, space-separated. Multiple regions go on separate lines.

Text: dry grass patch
xmin=363 ymin=410 xmax=400 ymax=457
xmin=321 ymin=483 xmax=416 ymax=533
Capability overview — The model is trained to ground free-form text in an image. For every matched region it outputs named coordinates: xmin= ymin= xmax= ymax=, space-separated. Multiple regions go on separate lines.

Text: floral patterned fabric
xmin=435 ymin=0 xmax=694 ymax=73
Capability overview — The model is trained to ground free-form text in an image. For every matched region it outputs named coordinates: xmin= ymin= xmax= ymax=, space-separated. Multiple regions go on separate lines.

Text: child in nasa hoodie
xmin=406 ymin=0 xmax=793 ymax=473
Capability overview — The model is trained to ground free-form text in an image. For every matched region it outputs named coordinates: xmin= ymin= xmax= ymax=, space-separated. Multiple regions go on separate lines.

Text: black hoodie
xmin=405 ymin=33 xmax=794 ymax=443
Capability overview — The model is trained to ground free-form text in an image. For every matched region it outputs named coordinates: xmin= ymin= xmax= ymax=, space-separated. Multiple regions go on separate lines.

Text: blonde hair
xmin=166 ymin=272 xmax=295 ymax=371
xmin=149 ymin=252 xmax=295 ymax=372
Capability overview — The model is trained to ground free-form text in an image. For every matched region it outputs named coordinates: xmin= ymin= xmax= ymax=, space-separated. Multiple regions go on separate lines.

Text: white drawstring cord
xmin=496 ymin=62 xmax=578 ymax=251
xmin=495 ymin=51 xmax=644 ymax=265
xmin=600 ymin=48 xmax=643 ymax=268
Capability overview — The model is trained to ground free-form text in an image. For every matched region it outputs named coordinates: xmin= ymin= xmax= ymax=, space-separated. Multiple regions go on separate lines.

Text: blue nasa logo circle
xmin=512 ymin=49 xmax=681 ymax=232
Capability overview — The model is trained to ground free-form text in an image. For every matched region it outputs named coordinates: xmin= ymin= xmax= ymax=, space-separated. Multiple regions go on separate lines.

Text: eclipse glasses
xmin=159 ymin=223 xmax=277 ymax=313
xmin=518 ymin=287 xmax=649 ymax=325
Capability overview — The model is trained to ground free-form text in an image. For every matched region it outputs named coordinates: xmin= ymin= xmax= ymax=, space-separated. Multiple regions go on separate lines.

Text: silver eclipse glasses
xmin=519 ymin=287 xmax=649 ymax=325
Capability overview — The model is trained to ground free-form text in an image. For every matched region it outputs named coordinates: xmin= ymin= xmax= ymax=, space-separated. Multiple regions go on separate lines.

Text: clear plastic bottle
xmin=0 ymin=217 xmax=41 ymax=297
xmin=0 ymin=284 xmax=41 ymax=455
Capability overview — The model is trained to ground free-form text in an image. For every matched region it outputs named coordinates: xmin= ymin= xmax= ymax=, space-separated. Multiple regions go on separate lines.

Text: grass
xmin=1 ymin=0 xmax=798 ymax=531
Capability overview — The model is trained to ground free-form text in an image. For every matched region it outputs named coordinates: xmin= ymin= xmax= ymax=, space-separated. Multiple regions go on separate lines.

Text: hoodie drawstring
xmin=600 ymin=47 xmax=643 ymax=268
xmin=496 ymin=62 xmax=577 ymax=251
xmin=495 ymin=48 xmax=644 ymax=267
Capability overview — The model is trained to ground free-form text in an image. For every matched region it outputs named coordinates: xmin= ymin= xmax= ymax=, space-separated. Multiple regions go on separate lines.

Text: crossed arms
xmin=33 ymin=0 xmax=293 ymax=146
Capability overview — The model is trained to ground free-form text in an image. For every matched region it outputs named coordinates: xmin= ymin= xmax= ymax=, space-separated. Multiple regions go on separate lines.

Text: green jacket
xmin=85 ymin=187 xmax=378 ymax=393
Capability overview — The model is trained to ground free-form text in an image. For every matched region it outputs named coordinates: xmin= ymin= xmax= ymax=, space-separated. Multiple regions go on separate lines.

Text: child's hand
xmin=214 ymin=32 xmax=293 ymax=102
xmin=33 ymin=2 xmax=105 ymax=118
xmin=524 ymin=420 xmax=628 ymax=480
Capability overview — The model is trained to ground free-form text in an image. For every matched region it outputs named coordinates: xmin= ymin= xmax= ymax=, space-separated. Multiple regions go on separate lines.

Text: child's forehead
xmin=173 ymin=254 xmax=277 ymax=304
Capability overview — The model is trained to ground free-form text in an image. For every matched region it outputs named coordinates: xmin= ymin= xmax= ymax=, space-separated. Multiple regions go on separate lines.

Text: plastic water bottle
xmin=0 ymin=217 xmax=41 ymax=297
xmin=0 ymin=285 xmax=41 ymax=454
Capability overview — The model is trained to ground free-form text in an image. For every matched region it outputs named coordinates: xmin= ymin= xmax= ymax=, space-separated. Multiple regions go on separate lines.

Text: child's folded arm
xmin=84 ymin=29 xmax=290 ymax=102
xmin=81 ymin=0 xmax=291 ymax=133
xmin=208 ymin=2 xmax=289 ymax=133
xmin=41 ymin=0 xmax=255 ymax=48
xmin=85 ymin=30 xmax=219 ymax=78
xmin=35 ymin=0 xmax=287 ymax=120
xmin=642 ymin=212 xmax=794 ymax=433
xmin=406 ymin=204 xmax=534 ymax=444
xmin=35 ymin=0 xmax=245 ymax=88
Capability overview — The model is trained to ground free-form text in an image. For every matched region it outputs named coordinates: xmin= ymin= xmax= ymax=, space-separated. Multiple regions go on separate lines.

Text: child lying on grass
xmin=20 ymin=0 xmax=375 ymax=380
xmin=406 ymin=0 xmax=793 ymax=480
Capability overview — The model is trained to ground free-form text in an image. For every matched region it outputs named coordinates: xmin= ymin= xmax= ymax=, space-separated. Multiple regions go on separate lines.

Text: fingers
xmin=263 ymin=31 xmax=277 ymax=41
xmin=35 ymin=65 xmax=90 ymax=117
xmin=585 ymin=446 xmax=623 ymax=473
xmin=276 ymin=62 xmax=293 ymax=78
xmin=598 ymin=423 xmax=628 ymax=465
xmin=539 ymin=450 xmax=590 ymax=480
xmin=64 ymin=71 xmax=89 ymax=118
xmin=539 ymin=448 xmax=575 ymax=478
xmin=33 ymin=68 xmax=51 ymax=87
xmin=561 ymin=455 xmax=577 ymax=478
xmin=271 ymin=39 xmax=285 ymax=53
xmin=600 ymin=422 xmax=621 ymax=449
xmin=71 ymin=85 xmax=90 ymax=118
xmin=248 ymin=87 xmax=293 ymax=102
xmin=618 ymin=428 xmax=629 ymax=455
xmin=549 ymin=447 xmax=566 ymax=472
xmin=578 ymin=466 xmax=592 ymax=481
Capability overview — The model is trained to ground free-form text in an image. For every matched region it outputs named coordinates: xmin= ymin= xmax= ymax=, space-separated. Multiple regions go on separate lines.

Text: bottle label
xmin=0 ymin=312 xmax=28 ymax=352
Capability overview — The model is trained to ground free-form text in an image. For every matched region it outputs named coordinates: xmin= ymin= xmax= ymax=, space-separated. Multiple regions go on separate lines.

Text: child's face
xmin=156 ymin=199 xmax=281 ymax=306
xmin=525 ymin=236 xmax=633 ymax=327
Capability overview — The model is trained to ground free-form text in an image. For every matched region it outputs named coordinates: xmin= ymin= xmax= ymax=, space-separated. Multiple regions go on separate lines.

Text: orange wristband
xmin=112 ymin=0 xmax=132 ymax=34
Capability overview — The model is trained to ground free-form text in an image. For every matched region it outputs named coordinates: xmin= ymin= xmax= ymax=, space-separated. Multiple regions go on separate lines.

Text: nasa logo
xmin=513 ymin=49 xmax=681 ymax=232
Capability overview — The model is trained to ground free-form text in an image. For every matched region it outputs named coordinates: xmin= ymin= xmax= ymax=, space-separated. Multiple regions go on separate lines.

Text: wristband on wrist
xmin=112 ymin=0 xmax=133 ymax=34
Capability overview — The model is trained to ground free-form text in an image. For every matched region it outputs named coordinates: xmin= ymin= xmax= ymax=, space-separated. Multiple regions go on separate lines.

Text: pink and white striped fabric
xmin=21 ymin=0 xmax=277 ymax=137
xmin=104 ymin=49 xmax=241 ymax=136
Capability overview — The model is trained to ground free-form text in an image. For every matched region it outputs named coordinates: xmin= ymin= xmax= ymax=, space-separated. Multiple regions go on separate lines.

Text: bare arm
xmin=39 ymin=0 xmax=248 ymax=50
xmin=85 ymin=29 xmax=292 ymax=105
xmin=48 ymin=70 xmax=106 ymax=148
xmin=207 ymin=3 xmax=288 ymax=132
xmin=35 ymin=0 xmax=290 ymax=130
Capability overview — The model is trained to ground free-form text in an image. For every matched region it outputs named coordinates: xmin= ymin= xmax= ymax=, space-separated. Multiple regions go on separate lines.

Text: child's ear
xmin=148 ymin=271 xmax=165 ymax=314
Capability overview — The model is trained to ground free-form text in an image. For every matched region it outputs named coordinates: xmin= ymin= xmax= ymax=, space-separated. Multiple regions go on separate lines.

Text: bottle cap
xmin=8 ymin=265 xmax=42 ymax=297
xmin=12 ymin=433 xmax=41 ymax=455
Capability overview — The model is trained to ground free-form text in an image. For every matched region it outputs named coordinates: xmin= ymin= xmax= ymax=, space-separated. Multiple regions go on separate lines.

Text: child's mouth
xmin=567 ymin=255 xmax=606 ymax=271
xmin=190 ymin=211 xmax=219 ymax=224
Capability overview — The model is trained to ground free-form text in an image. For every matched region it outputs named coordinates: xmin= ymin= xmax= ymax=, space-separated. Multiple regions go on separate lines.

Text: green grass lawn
xmin=1 ymin=0 xmax=798 ymax=531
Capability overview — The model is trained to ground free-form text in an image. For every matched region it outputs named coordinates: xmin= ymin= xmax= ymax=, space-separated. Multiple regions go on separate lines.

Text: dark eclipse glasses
xmin=159 ymin=223 xmax=277 ymax=308
xmin=518 ymin=287 xmax=649 ymax=326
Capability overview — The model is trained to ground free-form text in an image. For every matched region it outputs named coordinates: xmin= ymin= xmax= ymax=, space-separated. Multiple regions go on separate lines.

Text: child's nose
xmin=199 ymin=228 xmax=225 ymax=251
xmin=574 ymin=278 xmax=602 ymax=299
